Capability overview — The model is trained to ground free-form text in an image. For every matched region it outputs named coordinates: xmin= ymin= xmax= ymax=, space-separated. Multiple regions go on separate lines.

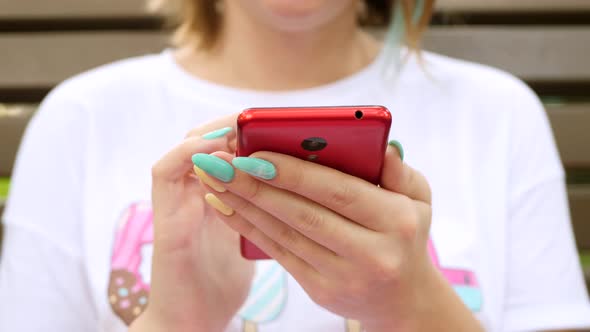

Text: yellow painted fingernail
xmin=204 ymin=193 xmax=234 ymax=216
xmin=194 ymin=165 xmax=227 ymax=192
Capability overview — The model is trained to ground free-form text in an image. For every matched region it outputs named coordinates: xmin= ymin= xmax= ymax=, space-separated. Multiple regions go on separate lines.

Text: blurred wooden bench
xmin=0 ymin=0 xmax=589 ymax=290
xmin=436 ymin=0 xmax=590 ymax=12
xmin=0 ymin=0 xmax=153 ymax=20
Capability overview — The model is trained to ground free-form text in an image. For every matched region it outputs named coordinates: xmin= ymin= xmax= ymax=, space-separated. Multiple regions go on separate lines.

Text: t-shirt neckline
xmin=161 ymin=46 xmax=392 ymax=107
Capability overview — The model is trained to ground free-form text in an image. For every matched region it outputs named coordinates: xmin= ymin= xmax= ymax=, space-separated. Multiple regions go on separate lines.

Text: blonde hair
xmin=149 ymin=0 xmax=435 ymax=50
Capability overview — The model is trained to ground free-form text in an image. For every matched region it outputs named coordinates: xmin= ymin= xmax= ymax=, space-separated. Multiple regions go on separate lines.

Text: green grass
xmin=0 ymin=178 xmax=9 ymax=199
xmin=582 ymin=251 xmax=590 ymax=269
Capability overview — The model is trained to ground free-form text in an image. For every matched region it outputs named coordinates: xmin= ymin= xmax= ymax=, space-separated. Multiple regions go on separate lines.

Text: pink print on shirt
xmin=107 ymin=202 xmax=483 ymax=329
xmin=108 ymin=202 xmax=153 ymax=325
xmin=429 ymin=239 xmax=483 ymax=312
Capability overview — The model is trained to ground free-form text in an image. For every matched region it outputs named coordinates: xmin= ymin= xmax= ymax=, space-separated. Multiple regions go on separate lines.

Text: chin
xmin=238 ymin=0 xmax=355 ymax=32
xmin=261 ymin=0 xmax=328 ymax=18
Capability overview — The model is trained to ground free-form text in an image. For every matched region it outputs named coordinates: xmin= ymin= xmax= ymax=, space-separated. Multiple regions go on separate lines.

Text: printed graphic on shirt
xmin=108 ymin=202 xmax=483 ymax=329
xmin=345 ymin=319 xmax=362 ymax=332
xmin=238 ymin=260 xmax=288 ymax=331
xmin=108 ymin=202 xmax=153 ymax=325
xmin=429 ymin=239 xmax=483 ymax=312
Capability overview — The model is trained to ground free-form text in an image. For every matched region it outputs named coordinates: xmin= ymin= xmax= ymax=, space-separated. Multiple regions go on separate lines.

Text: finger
xmin=184 ymin=113 xmax=238 ymax=138
xmin=198 ymin=151 xmax=374 ymax=257
xmin=205 ymin=188 xmax=344 ymax=274
xmin=206 ymin=194 xmax=321 ymax=283
xmin=236 ymin=151 xmax=397 ymax=231
xmin=380 ymin=143 xmax=431 ymax=204
xmin=152 ymin=136 xmax=229 ymax=183
xmin=184 ymin=114 xmax=238 ymax=153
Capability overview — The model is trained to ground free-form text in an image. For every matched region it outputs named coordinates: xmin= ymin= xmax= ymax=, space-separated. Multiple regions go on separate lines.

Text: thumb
xmin=380 ymin=140 xmax=431 ymax=204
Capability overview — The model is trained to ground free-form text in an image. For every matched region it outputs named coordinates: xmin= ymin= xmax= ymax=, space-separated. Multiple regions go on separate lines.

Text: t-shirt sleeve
xmin=0 ymin=225 xmax=97 ymax=331
xmin=502 ymin=81 xmax=590 ymax=331
xmin=0 ymin=86 xmax=98 ymax=330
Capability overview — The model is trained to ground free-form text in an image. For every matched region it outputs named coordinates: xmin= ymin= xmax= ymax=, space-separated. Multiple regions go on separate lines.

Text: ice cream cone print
xmin=243 ymin=320 xmax=258 ymax=332
xmin=239 ymin=261 xmax=288 ymax=332
xmin=346 ymin=319 xmax=362 ymax=332
xmin=108 ymin=202 xmax=154 ymax=325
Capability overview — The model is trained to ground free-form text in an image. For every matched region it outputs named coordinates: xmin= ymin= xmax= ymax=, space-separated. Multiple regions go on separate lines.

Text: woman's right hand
xmin=130 ymin=114 xmax=255 ymax=332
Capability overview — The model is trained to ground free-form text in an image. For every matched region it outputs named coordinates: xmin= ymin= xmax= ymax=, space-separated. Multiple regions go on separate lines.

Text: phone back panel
xmin=236 ymin=106 xmax=391 ymax=259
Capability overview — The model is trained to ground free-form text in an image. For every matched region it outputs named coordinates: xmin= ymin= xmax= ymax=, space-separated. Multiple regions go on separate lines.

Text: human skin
xmin=131 ymin=0 xmax=487 ymax=331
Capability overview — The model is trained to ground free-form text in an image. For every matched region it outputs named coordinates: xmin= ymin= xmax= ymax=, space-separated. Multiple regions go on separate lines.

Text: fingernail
xmin=388 ymin=140 xmax=404 ymax=161
xmin=191 ymin=153 xmax=235 ymax=182
xmin=202 ymin=127 xmax=232 ymax=140
xmin=204 ymin=193 xmax=234 ymax=216
xmin=193 ymin=166 xmax=227 ymax=192
xmin=232 ymin=157 xmax=276 ymax=180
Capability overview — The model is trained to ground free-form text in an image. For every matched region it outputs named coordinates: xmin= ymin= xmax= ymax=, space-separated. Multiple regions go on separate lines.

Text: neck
xmin=176 ymin=4 xmax=381 ymax=91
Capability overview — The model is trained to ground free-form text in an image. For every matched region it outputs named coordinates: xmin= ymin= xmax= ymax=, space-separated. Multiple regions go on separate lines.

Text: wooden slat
xmin=0 ymin=105 xmax=35 ymax=177
xmin=436 ymin=0 xmax=590 ymax=12
xmin=0 ymin=0 xmax=152 ymax=20
xmin=570 ymin=185 xmax=590 ymax=250
xmin=1 ymin=27 xmax=590 ymax=92
xmin=422 ymin=27 xmax=590 ymax=84
xmin=0 ymin=32 xmax=168 ymax=90
xmin=547 ymin=104 xmax=590 ymax=169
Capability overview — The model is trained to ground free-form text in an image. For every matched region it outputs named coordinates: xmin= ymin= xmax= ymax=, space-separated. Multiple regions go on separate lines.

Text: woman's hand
xmin=193 ymin=144 xmax=484 ymax=332
xmin=130 ymin=116 xmax=254 ymax=332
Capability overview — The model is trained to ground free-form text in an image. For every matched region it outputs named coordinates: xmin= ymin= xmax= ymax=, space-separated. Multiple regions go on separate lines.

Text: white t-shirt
xmin=1 ymin=48 xmax=589 ymax=332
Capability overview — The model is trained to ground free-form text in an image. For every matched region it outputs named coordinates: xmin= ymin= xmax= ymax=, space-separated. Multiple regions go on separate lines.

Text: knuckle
xmin=242 ymin=178 xmax=264 ymax=202
xmin=310 ymin=289 xmax=336 ymax=308
xmin=370 ymin=254 xmax=402 ymax=282
xmin=268 ymin=240 xmax=289 ymax=260
xmin=393 ymin=199 xmax=421 ymax=237
xmin=240 ymin=220 xmax=257 ymax=239
xmin=305 ymin=278 xmax=342 ymax=309
xmin=397 ymin=216 xmax=419 ymax=243
xmin=346 ymin=280 xmax=369 ymax=299
xmin=232 ymin=197 xmax=255 ymax=214
xmin=277 ymin=227 xmax=300 ymax=249
xmin=326 ymin=182 xmax=357 ymax=208
xmin=397 ymin=195 xmax=415 ymax=212
xmin=287 ymin=165 xmax=307 ymax=192
xmin=396 ymin=196 xmax=420 ymax=222
xmin=296 ymin=207 xmax=325 ymax=233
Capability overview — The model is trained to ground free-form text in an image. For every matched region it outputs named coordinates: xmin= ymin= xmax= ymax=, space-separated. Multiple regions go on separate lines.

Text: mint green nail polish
xmin=191 ymin=154 xmax=235 ymax=182
xmin=232 ymin=157 xmax=276 ymax=180
xmin=202 ymin=127 xmax=232 ymax=140
xmin=388 ymin=140 xmax=404 ymax=161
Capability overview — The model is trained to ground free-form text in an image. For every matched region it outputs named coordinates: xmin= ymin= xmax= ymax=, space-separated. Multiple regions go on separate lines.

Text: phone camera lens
xmin=355 ymin=110 xmax=363 ymax=119
xmin=301 ymin=137 xmax=327 ymax=151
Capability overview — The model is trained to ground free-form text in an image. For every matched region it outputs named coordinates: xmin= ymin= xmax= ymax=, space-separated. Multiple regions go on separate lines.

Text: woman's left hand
xmin=192 ymin=143 xmax=479 ymax=331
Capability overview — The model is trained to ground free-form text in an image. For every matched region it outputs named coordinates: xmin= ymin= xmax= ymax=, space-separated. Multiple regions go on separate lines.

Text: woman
xmin=1 ymin=0 xmax=589 ymax=331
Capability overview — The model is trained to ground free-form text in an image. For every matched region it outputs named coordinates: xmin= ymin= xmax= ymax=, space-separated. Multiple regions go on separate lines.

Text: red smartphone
xmin=236 ymin=105 xmax=392 ymax=260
